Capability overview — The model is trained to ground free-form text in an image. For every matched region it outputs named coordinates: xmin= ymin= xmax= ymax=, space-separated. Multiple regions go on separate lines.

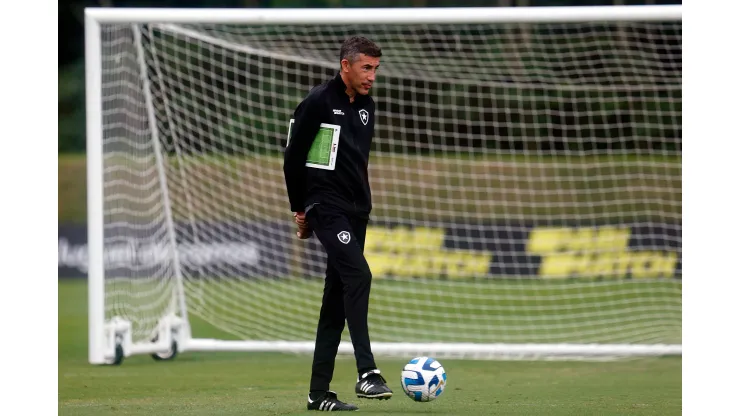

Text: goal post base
xmin=179 ymin=339 xmax=680 ymax=360
xmin=98 ymin=314 xmax=190 ymax=365
xmin=96 ymin=334 xmax=681 ymax=363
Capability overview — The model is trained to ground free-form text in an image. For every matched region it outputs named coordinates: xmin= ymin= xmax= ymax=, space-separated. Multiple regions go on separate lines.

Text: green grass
xmin=58 ymin=153 xmax=87 ymax=223
xmin=59 ymin=279 xmax=681 ymax=415
xmin=170 ymin=276 xmax=681 ymax=345
xmin=58 ymin=153 xmax=681 ymax=224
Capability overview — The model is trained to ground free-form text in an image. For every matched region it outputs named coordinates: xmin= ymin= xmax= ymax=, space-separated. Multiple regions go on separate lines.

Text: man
xmin=283 ymin=36 xmax=392 ymax=412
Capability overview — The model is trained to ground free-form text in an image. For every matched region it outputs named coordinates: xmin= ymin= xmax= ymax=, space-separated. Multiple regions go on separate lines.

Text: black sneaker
xmin=306 ymin=391 xmax=359 ymax=412
xmin=355 ymin=369 xmax=393 ymax=400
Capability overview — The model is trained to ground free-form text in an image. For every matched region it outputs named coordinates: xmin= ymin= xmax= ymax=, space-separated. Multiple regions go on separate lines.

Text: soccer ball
xmin=400 ymin=356 xmax=447 ymax=402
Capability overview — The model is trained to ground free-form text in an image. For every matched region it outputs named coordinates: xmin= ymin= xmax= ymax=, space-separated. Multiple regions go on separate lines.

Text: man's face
xmin=341 ymin=53 xmax=381 ymax=96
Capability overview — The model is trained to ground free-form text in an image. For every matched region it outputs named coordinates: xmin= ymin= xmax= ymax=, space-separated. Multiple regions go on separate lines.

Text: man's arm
xmin=283 ymin=94 xmax=323 ymax=213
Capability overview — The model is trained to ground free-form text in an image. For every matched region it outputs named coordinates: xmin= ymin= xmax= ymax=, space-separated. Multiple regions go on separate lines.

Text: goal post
xmin=85 ymin=5 xmax=682 ymax=365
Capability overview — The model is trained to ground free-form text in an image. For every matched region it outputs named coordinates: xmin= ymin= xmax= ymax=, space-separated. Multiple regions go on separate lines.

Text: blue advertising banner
xmin=59 ymin=221 xmax=681 ymax=280
xmin=58 ymin=221 xmax=293 ymax=279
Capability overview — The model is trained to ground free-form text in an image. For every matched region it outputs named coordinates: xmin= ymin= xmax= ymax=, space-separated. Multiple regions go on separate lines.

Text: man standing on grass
xmin=283 ymin=36 xmax=392 ymax=412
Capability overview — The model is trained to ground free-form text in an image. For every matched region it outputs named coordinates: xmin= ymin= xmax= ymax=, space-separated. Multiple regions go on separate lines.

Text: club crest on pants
xmin=337 ymin=231 xmax=351 ymax=244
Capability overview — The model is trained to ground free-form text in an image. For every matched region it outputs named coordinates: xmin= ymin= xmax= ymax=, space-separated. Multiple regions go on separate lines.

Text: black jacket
xmin=283 ymin=73 xmax=375 ymax=218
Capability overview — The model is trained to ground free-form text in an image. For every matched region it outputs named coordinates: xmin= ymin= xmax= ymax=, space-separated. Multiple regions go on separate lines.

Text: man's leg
xmin=309 ymin=259 xmax=345 ymax=394
xmin=307 ymin=205 xmax=376 ymax=373
xmin=345 ymin=215 xmax=376 ymax=374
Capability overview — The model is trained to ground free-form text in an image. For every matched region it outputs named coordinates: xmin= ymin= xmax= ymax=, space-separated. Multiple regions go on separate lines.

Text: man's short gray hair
xmin=339 ymin=36 xmax=382 ymax=64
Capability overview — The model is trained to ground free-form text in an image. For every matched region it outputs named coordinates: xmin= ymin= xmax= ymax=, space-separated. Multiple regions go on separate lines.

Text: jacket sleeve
xmin=283 ymin=93 xmax=323 ymax=212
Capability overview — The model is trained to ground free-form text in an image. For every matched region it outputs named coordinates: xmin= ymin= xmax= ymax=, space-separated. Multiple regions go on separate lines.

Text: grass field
xmin=59 ymin=279 xmax=681 ymax=415
xmin=112 ymin=276 xmax=680 ymax=345
xmin=58 ymin=153 xmax=680 ymax=224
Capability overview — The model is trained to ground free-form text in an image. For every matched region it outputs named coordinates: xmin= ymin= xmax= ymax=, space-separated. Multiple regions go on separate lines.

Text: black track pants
xmin=306 ymin=204 xmax=376 ymax=392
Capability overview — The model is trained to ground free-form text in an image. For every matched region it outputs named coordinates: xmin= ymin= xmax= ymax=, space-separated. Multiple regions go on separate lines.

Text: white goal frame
xmin=85 ymin=5 xmax=682 ymax=365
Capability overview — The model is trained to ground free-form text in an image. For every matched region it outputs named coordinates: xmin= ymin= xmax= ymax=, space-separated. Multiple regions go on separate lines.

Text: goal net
xmin=86 ymin=6 xmax=682 ymax=364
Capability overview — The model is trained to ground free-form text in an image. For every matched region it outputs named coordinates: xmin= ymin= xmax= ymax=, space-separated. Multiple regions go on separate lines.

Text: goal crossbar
xmin=85 ymin=5 xmax=681 ymax=24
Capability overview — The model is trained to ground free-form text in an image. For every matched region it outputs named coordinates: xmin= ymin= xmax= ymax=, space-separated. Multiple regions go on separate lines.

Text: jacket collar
xmin=330 ymin=72 xmax=369 ymax=105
